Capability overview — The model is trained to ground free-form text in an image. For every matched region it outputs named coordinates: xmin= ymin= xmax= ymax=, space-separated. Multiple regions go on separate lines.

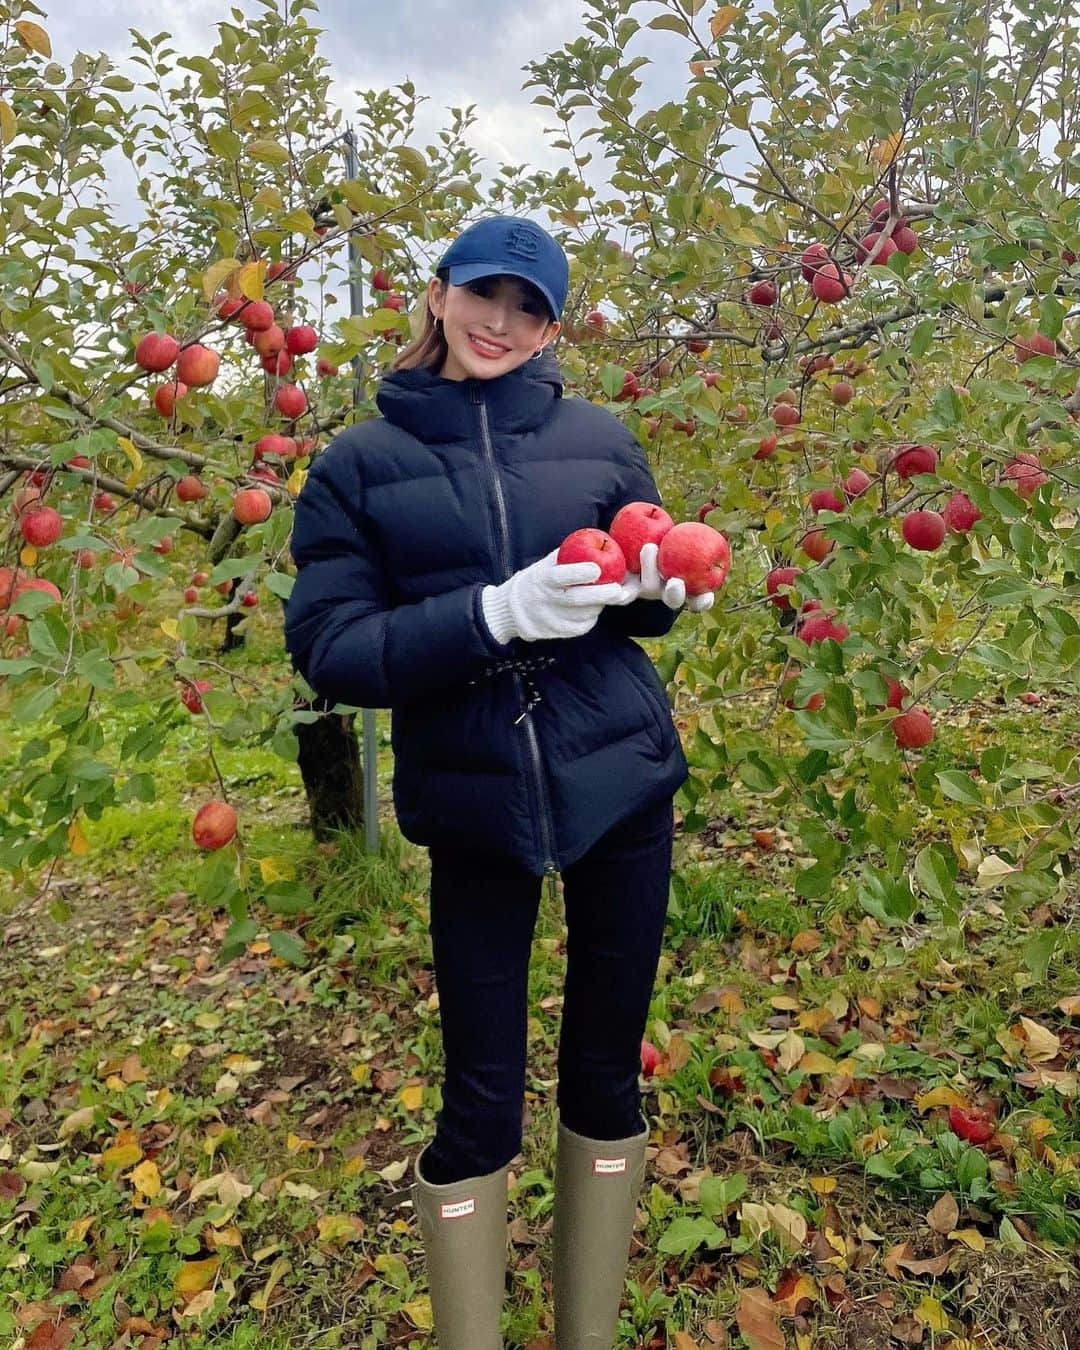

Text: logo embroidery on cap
xmin=593 ymin=1156 xmax=627 ymax=1175
xmin=440 ymin=1197 xmax=476 ymax=1219
xmin=505 ymin=224 xmax=542 ymax=260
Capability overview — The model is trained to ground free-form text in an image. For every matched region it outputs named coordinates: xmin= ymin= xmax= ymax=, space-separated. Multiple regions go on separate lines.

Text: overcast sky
xmin=48 ymin=0 xmax=703 ymax=214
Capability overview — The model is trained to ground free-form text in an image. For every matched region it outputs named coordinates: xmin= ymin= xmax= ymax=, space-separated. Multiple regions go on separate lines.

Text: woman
xmin=284 ymin=215 xmax=713 ymax=1348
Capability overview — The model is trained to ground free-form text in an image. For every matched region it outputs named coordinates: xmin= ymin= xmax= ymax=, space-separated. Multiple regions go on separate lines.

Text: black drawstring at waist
xmin=468 ymin=654 xmax=558 ymax=724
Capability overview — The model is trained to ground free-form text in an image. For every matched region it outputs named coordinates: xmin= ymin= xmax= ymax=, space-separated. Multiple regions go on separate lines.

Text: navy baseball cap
xmin=436 ymin=216 xmax=569 ymax=320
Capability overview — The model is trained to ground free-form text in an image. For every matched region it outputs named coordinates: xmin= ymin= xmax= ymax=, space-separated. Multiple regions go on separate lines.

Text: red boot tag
xmin=439 ymin=1197 xmax=476 ymax=1219
xmin=593 ymin=1155 xmax=627 ymax=1175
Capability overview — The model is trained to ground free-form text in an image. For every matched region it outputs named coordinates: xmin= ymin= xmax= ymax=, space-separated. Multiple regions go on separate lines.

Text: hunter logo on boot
xmin=439 ymin=1197 xmax=476 ymax=1219
xmin=593 ymin=1156 xmax=627 ymax=1175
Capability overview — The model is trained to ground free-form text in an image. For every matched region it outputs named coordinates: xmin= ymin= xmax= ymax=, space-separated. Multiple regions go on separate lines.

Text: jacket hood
xmin=375 ymin=344 xmax=564 ymax=444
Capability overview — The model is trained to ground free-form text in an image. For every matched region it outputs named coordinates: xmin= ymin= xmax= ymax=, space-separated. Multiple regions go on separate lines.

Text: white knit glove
xmin=608 ymin=542 xmax=716 ymax=613
xmin=481 ymin=547 xmax=625 ymax=644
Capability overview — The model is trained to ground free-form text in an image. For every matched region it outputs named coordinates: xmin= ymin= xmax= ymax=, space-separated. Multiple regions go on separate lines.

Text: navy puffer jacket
xmin=283 ymin=347 xmax=689 ymax=878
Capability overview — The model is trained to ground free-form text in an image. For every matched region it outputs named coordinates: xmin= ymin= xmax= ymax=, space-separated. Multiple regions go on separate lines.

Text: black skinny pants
xmin=419 ymin=795 xmax=675 ymax=1185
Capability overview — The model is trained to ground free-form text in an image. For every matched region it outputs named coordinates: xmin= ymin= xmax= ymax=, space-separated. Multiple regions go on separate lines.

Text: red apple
xmin=316 ymin=357 xmax=340 ymax=377
xmin=134 ymin=332 xmax=179 ymax=372
xmin=855 ymin=230 xmax=898 ymax=265
xmin=765 ymin=565 xmax=802 ymax=609
xmin=657 ymin=522 xmax=730 ymax=595
xmin=797 ymin=611 xmax=849 ymax=643
xmin=901 ymin=509 xmax=946 ymax=551
xmin=584 ymin=310 xmax=606 ymax=332
xmin=153 ymin=380 xmax=188 ymax=416
xmin=216 ymin=294 xmax=247 ymax=321
xmin=556 ymin=528 xmax=627 ymax=583
xmin=253 ymin=324 xmax=286 ymax=357
xmin=1013 ymin=332 xmax=1056 ymax=364
xmin=176 ymin=475 xmax=209 ymax=502
xmin=640 ymin=1039 xmax=662 ymax=1079
xmin=609 ymin=501 xmax=675 ymax=572
xmin=885 ymin=677 xmax=908 ymax=709
xmin=233 ymin=488 xmax=272 ymax=525
xmin=183 ymin=586 xmax=199 ymax=603
xmin=799 ymin=528 xmax=833 ymax=562
xmin=19 ymin=506 xmax=62 ymax=547
xmin=176 ymin=343 xmax=219 ymax=387
xmin=1003 ymin=452 xmax=1049 ymax=497
xmin=892 ymin=707 xmax=934 ymax=749
xmin=893 ymin=443 xmax=939 ymax=479
xmin=754 ymin=434 xmax=778 ymax=460
xmin=180 ymin=679 xmax=212 ymax=713
xmin=748 ymin=279 xmax=777 ymax=306
xmin=812 ymin=264 xmax=852 ymax=303
xmin=11 ymin=576 xmax=61 ymax=606
xmin=892 ymin=226 xmax=918 ymax=254
xmin=830 ymin=380 xmax=854 ymax=405
xmin=773 ymin=402 xmax=801 ymax=427
xmin=192 ymin=799 xmax=237 ymax=850
xmin=241 ymin=591 xmax=258 ymax=607
xmin=262 ymin=350 xmax=293 ymax=376
xmin=371 ymin=267 xmax=392 ymax=292
xmin=800 ymin=242 xmax=829 ymax=281
xmin=152 ymin=535 xmax=173 ymax=555
xmin=809 ymin=488 xmax=845 ymax=513
xmin=274 ymin=384 xmax=307 ymax=419
xmin=92 ymin=491 xmax=116 ymax=513
xmin=255 ymin=433 xmax=297 ymax=459
xmin=843 ymin=467 xmax=872 ymax=498
xmin=285 ymin=324 xmax=318 ymax=356
xmin=241 ymin=300 xmax=275 ymax=331
xmin=942 ymin=491 xmax=981 ymax=532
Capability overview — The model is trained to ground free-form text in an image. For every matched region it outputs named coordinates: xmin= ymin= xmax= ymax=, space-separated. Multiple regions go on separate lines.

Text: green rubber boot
xmin=552 ymin=1120 xmax=649 ymax=1348
xmin=411 ymin=1142 xmax=509 ymax=1349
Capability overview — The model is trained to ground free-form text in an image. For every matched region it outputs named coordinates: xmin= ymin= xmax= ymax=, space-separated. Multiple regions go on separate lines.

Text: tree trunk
xmin=221 ymin=608 xmax=247 ymax=652
xmin=294 ymin=700 xmax=365 ymax=839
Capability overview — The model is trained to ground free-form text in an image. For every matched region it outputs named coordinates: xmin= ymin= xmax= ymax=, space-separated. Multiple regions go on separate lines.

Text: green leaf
xmin=262 ymin=881 xmax=314 ymax=915
xmin=910 ymin=317 xmax=936 ymax=359
xmin=1024 ymin=928 xmax=1057 ymax=982
xmin=656 ymin=1215 xmax=726 ymax=1256
xmin=914 ymin=844 xmax=958 ymax=906
xmin=698 ymin=1172 xmax=747 ymax=1219
xmin=1039 ymin=294 xmax=1064 ymax=337
xmin=263 ymin=572 xmax=294 ymax=600
xmin=648 ymin=14 xmax=691 ymax=34
xmin=936 ymin=770 xmax=982 ymax=805
xmin=247 ymin=138 xmax=290 ymax=165
xmin=268 ymin=929 xmax=308 ymax=965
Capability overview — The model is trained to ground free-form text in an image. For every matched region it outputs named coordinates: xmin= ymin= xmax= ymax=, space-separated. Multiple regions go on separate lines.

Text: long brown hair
xmin=390 ymin=269 xmax=451 ymax=373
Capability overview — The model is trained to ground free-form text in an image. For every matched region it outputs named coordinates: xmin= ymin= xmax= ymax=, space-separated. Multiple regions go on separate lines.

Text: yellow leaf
xmin=1028 ymin=1115 xmax=1057 ymax=1140
xmin=343 ymin=1154 xmax=365 ymax=1177
xmin=351 ymin=1062 xmax=371 ymax=1085
xmin=915 ymin=1085 xmax=968 ymax=1112
xmin=19 ymin=544 xmax=37 ymax=567
xmin=66 ymin=1215 xmax=96 ymax=1242
xmin=101 ymin=1142 xmax=143 ymax=1172
xmin=253 ymin=186 xmax=284 ymax=209
xmin=797 ymin=1050 xmax=838 ymax=1075
xmin=174 ymin=1255 xmax=220 ymax=1302
xmin=287 ymin=465 xmax=308 ymax=496
xmin=128 ymin=1159 xmax=161 ymax=1198
xmin=401 ymin=1294 xmax=433 ymax=1330
xmin=238 ymin=260 xmax=265 ymax=302
xmin=202 ymin=257 xmax=241 ymax=302
xmin=160 ymin=618 xmax=179 ymax=640
xmin=914 ymin=1295 xmax=949 ymax=1331
xmin=67 ymin=819 xmax=91 ymax=856
xmin=223 ymin=1054 xmax=263 ymax=1075
xmin=810 ymin=1176 xmax=837 ymax=1195
xmin=248 ymin=1254 xmax=290 ymax=1311
xmin=1016 ymin=1016 xmax=1061 ymax=1062
xmin=400 ymin=1083 xmax=424 ymax=1111
xmin=948 ymin=1227 xmax=986 ymax=1251
xmin=286 ymin=1133 xmax=316 ymax=1152
xmin=766 ymin=1201 xmax=808 ymax=1254
xmin=258 ymin=855 xmax=295 ymax=884
xmin=116 ymin=435 xmax=142 ymax=476
xmin=777 ymin=1030 xmax=805 ymax=1073
xmin=154 ymin=1086 xmax=172 ymax=1110
xmin=710 ymin=6 xmax=741 ymax=38
xmin=317 ymin=1213 xmax=364 ymax=1245
xmin=0 ymin=100 xmax=16 ymax=145
xmin=15 ymin=20 xmax=52 ymax=56
xmin=873 ymin=132 xmax=904 ymax=167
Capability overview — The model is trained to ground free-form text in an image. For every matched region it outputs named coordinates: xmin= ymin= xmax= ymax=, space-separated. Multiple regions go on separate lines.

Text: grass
xmin=1 ymin=592 xmax=1079 ymax=1347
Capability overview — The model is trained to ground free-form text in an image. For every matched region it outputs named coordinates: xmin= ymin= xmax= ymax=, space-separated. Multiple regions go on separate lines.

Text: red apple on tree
xmin=19 ymin=506 xmax=62 ymax=546
xmin=153 ymin=380 xmax=187 ymax=416
xmin=608 ymin=501 xmax=675 ymax=572
xmin=748 ymin=279 xmax=777 ymax=306
xmin=371 ymin=267 xmax=392 ymax=292
xmin=274 ymin=384 xmax=307 ymax=419
xmin=765 ymin=565 xmax=802 ymax=609
xmin=176 ymin=475 xmax=209 ymax=502
xmin=942 ymin=491 xmax=981 ymax=532
xmin=799 ymin=528 xmax=833 ymax=562
xmin=797 ymin=611 xmax=849 ymax=643
xmin=1003 ymin=451 xmax=1049 ymax=497
xmin=192 ymin=799 xmax=237 ymax=850
xmin=843 ymin=467 xmax=872 ymax=498
xmin=134 ymin=332 xmax=180 ymax=372
xmin=241 ymin=300 xmax=275 ymax=331
xmin=754 ymin=434 xmax=777 ymax=460
xmin=657 ymin=522 xmax=730 ymax=595
xmin=901 ymin=509 xmax=946 ymax=551
xmin=316 ymin=357 xmax=340 ymax=377
xmin=893 ymin=444 xmax=939 ymax=479
xmin=556 ymin=528 xmax=627 ymax=583
xmin=285 ymin=324 xmax=318 ymax=355
xmin=176 ymin=343 xmax=220 ymax=388
xmin=253 ymin=324 xmax=286 ymax=357
xmin=812 ymin=264 xmax=852 ymax=303
xmin=809 ymin=488 xmax=845 ymax=513
xmin=892 ymin=706 xmax=934 ymax=748
xmin=800 ymin=242 xmax=829 ymax=280
xmin=180 ymin=679 xmax=213 ymax=713
xmin=233 ymin=487 xmax=273 ymax=525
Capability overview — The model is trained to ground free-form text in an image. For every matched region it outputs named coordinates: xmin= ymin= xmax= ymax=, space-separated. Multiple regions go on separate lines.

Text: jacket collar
xmin=375 ymin=345 xmax=563 ymax=443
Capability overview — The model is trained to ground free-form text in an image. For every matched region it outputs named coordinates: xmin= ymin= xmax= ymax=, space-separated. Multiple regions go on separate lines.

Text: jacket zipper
xmin=471 ymin=385 xmax=560 ymax=897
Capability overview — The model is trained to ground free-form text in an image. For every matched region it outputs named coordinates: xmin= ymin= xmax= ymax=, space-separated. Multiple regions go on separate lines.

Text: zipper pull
xmin=543 ymin=863 xmax=558 ymax=906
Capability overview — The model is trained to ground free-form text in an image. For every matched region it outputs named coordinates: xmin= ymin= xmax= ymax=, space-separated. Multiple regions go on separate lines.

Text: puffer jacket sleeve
xmin=284 ymin=448 xmax=510 ymax=709
xmin=598 ymin=425 xmax=684 ymax=639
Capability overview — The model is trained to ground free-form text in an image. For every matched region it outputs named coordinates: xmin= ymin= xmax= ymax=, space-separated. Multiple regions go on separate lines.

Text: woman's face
xmin=428 ymin=273 xmax=560 ymax=381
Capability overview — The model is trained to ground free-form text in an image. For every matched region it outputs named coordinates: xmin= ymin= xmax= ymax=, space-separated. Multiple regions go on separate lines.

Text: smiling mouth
xmin=469 ymin=334 xmax=510 ymax=355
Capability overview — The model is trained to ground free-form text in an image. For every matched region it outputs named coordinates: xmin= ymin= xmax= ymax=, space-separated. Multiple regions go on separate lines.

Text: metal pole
xmin=343 ymin=125 xmax=380 ymax=858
